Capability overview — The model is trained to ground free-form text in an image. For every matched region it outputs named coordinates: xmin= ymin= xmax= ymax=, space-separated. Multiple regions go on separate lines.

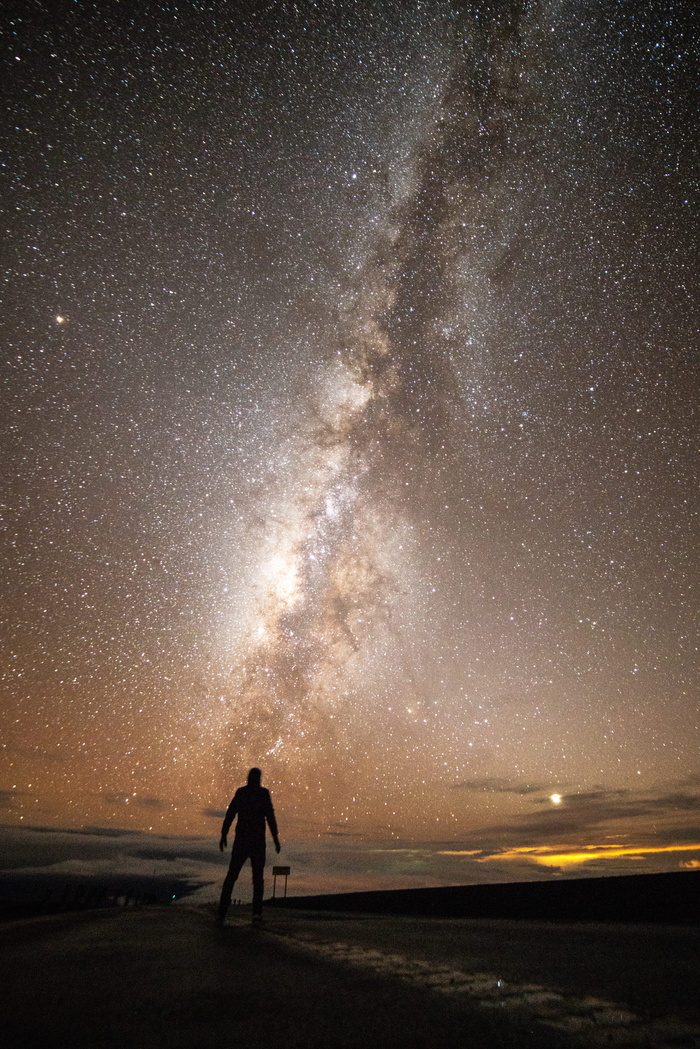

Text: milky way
xmin=2 ymin=0 xmax=698 ymax=885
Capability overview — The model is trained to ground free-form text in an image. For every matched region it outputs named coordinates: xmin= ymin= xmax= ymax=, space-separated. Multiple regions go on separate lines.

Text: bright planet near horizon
xmin=1 ymin=0 xmax=698 ymax=898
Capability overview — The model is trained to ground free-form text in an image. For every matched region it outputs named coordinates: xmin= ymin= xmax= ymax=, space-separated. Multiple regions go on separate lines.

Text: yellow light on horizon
xmin=483 ymin=842 xmax=700 ymax=868
xmin=550 ymin=793 xmax=562 ymax=804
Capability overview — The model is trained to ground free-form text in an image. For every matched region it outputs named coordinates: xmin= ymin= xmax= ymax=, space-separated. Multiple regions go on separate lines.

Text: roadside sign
xmin=272 ymin=865 xmax=291 ymax=898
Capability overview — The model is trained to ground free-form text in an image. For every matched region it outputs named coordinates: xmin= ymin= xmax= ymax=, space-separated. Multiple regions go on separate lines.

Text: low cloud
xmin=1 ymin=776 xmax=697 ymax=899
xmin=454 ymin=782 xmax=700 ymax=850
xmin=0 ymin=790 xmax=29 ymax=810
xmin=76 ymin=826 xmax=145 ymax=838
xmin=434 ymin=777 xmax=700 ymax=876
xmin=2 ymin=744 xmax=67 ymax=763
xmin=101 ymin=793 xmax=177 ymax=811
xmin=0 ymin=824 xmax=224 ymax=904
xmin=457 ymin=842 xmax=700 ymax=871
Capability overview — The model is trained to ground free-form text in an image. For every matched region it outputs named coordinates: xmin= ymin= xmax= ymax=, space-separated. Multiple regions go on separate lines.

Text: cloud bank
xmin=1 ymin=774 xmax=698 ymax=899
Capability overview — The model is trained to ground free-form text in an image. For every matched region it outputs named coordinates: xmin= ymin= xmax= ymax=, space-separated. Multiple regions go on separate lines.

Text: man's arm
xmin=265 ymin=790 xmax=281 ymax=853
xmin=219 ymin=793 xmax=239 ymax=852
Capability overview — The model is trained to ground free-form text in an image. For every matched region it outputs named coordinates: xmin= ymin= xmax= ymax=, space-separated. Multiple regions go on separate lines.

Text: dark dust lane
xmin=1 ymin=906 xmax=574 ymax=1049
xmin=262 ymin=910 xmax=700 ymax=1044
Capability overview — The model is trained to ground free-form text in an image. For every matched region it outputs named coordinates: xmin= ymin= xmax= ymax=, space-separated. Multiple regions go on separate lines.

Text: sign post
xmin=272 ymin=865 xmax=291 ymax=898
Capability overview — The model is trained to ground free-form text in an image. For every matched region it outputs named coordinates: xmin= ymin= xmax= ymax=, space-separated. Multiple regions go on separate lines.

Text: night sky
xmin=2 ymin=0 xmax=698 ymax=894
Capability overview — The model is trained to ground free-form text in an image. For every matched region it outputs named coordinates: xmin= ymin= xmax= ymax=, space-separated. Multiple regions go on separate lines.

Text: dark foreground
xmin=1 ymin=906 xmax=699 ymax=1049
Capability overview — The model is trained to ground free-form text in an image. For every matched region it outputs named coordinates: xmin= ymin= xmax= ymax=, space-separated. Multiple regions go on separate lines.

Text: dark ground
xmin=267 ymin=870 xmax=700 ymax=923
xmin=271 ymin=908 xmax=700 ymax=1026
xmin=2 ymin=905 xmax=699 ymax=1048
xmin=0 ymin=905 xmax=579 ymax=1049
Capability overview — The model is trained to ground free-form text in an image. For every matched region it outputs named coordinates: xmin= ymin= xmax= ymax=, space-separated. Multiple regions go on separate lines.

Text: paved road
xmin=1 ymin=906 xmax=698 ymax=1048
xmin=0 ymin=906 xmax=571 ymax=1049
xmin=267 ymin=909 xmax=700 ymax=1025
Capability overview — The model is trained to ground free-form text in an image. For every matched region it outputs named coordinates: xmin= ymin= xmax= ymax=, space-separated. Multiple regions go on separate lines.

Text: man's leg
xmin=250 ymin=844 xmax=266 ymax=917
xmin=218 ymin=841 xmax=248 ymax=921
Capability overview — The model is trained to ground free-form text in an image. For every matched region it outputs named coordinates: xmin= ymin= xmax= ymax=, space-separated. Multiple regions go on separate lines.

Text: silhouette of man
xmin=217 ymin=767 xmax=280 ymax=924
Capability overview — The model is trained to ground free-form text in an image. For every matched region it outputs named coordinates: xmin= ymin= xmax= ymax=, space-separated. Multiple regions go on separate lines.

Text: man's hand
xmin=273 ymin=835 xmax=281 ymax=854
xmin=219 ymin=834 xmax=227 ymax=852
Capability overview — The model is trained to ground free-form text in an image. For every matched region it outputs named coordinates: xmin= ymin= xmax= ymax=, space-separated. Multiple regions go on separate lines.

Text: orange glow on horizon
xmin=472 ymin=842 xmax=700 ymax=868
xmin=438 ymin=850 xmax=487 ymax=856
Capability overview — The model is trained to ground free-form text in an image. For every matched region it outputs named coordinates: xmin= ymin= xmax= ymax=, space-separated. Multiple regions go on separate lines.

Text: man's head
xmin=247 ymin=767 xmax=262 ymax=786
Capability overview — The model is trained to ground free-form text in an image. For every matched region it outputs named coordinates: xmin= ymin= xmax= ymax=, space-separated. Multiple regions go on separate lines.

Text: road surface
xmin=269 ymin=908 xmax=700 ymax=1023
xmin=1 ymin=905 xmax=698 ymax=1048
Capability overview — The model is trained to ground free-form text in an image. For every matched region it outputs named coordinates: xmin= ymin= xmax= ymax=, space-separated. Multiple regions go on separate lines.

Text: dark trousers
xmin=218 ymin=839 xmax=266 ymax=917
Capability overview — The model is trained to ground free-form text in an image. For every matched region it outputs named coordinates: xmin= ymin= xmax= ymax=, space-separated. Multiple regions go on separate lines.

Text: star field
xmin=2 ymin=0 xmax=698 ymax=884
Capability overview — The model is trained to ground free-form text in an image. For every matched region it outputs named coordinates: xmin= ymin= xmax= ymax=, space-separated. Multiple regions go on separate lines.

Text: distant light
xmin=550 ymin=793 xmax=562 ymax=804
xmin=56 ymin=315 xmax=65 ymax=324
